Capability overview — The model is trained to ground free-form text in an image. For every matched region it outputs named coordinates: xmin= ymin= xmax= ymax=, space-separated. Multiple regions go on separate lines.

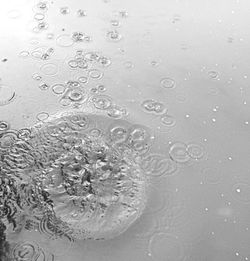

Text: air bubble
xmin=40 ymin=63 xmax=58 ymax=76
xmin=0 ymin=121 xmax=9 ymax=132
xmin=91 ymin=95 xmax=113 ymax=110
xmin=36 ymin=112 xmax=49 ymax=122
xmin=160 ymin=77 xmax=176 ymax=89
xmin=208 ymin=70 xmax=219 ymax=79
xmin=99 ymin=56 xmax=111 ymax=67
xmin=97 ymin=84 xmax=106 ymax=92
xmin=107 ymin=104 xmax=127 ymax=119
xmin=39 ymin=82 xmax=50 ymax=91
xmin=32 ymin=73 xmax=42 ymax=81
xmin=0 ymin=85 xmax=16 ymax=106
xmin=78 ymin=76 xmax=88 ymax=84
xmin=34 ymin=13 xmax=45 ymax=21
xmin=106 ymin=30 xmax=122 ymax=42
xmin=60 ymin=7 xmax=70 ymax=15
xmin=232 ymin=183 xmax=250 ymax=203
xmin=169 ymin=142 xmax=190 ymax=163
xmin=68 ymin=60 xmax=78 ymax=69
xmin=88 ymin=69 xmax=103 ymax=79
xmin=110 ymin=19 xmax=120 ymax=26
xmin=160 ymin=114 xmax=176 ymax=127
xmin=51 ymin=83 xmax=66 ymax=95
xmin=186 ymin=143 xmax=205 ymax=159
xmin=77 ymin=9 xmax=87 ymax=17
xmin=56 ymin=34 xmax=74 ymax=47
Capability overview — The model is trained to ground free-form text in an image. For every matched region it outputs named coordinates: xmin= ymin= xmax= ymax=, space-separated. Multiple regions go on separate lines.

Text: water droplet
xmin=148 ymin=233 xmax=184 ymax=261
xmin=78 ymin=76 xmax=88 ymax=84
xmin=46 ymin=33 xmax=54 ymax=39
xmin=186 ymin=143 xmax=205 ymax=159
xmin=39 ymin=82 xmax=50 ymax=91
xmin=91 ymin=95 xmax=113 ymax=110
xmin=0 ymin=85 xmax=16 ymax=106
xmin=18 ymin=51 xmax=30 ymax=58
xmin=106 ymin=30 xmax=122 ymax=42
xmin=34 ymin=13 xmax=45 ymax=21
xmin=32 ymin=73 xmax=42 ymax=81
xmin=12 ymin=242 xmax=40 ymax=261
xmin=169 ymin=142 xmax=190 ymax=163
xmin=107 ymin=104 xmax=127 ymax=119
xmin=0 ymin=121 xmax=10 ymax=132
xmin=160 ymin=114 xmax=176 ymax=127
xmin=110 ymin=19 xmax=120 ymax=26
xmin=88 ymin=69 xmax=103 ymax=79
xmin=141 ymin=154 xmax=178 ymax=177
xmin=60 ymin=6 xmax=70 ymax=15
xmin=208 ymin=70 xmax=219 ymax=79
xmin=36 ymin=112 xmax=49 ymax=122
xmin=56 ymin=34 xmax=74 ymax=47
xmin=232 ymin=183 xmax=250 ymax=203
xmin=77 ymin=9 xmax=87 ymax=17
xmin=160 ymin=77 xmax=176 ymax=89
xmin=40 ymin=62 xmax=58 ymax=76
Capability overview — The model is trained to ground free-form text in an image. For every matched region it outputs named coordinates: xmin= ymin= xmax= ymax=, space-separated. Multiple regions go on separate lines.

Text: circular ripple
xmin=141 ymin=154 xmax=178 ymax=177
xmin=52 ymin=83 xmax=66 ymax=95
xmin=12 ymin=242 xmax=40 ymax=261
xmin=160 ymin=77 xmax=176 ymax=89
xmin=232 ymin=183 xmax=250 ymax=203
xmin=169 ymin=142 xmax=190 ymax=163
xmin=91 ymin=95 xmax=113 ymax=110
xmin=148 ymin=233 xmax=184 ymax=261
xmin=186 ymin=143 xmax=205 ymax=160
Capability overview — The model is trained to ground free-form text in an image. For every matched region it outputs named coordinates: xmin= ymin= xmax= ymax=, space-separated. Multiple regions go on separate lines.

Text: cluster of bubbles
xmin=141 ymin=99 xmax=177 ymax=130
xmin=0 ymin=112 xmax=158 ymax=246
xmin=32 ymin=1 xmax=50 ymax=33
xmin=71 ymin=32 xmax=92 ymax=43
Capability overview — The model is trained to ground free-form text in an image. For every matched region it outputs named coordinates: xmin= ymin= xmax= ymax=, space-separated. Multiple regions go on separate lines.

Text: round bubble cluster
xmin=0 ymin=112 xmax=154 ymax=241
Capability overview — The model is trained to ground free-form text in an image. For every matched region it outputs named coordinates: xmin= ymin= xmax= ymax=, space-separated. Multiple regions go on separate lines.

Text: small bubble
xmin=72 ymin=32 xmax=90 ymax=42
xmin=34 ymin=13 xmax=45 ymax=20
xmin=39 ymin=82 xmax=50 ymax=91
xmin=37 ymin=21 xmax=49 ymax=30
xmin=77 ymin=9 xmax=87 ymax=17
xmin=106 ymin=30 xmax=122 ymax=42
xmin=97 ymin=84 xmax=106 ymax=92
xmin=36 ymin=112 xmax=49 ymax=121
xmin=78 ymin=76 xmax=88 ymax=84
xmin=232 ymin=183 xmax=250 ymax=203
xmin=99 ymin=56 xmax=112 ymax=67
xmin=110 ymin=19 xmax=120 ymax=26
xmin=32 ymin=73 xmax=42 ymax=81
xmin=68 ymin=60 xmax=78 ymax=69
xmin=88 ymin=69 xmax=103 ymax=79
xmin=160 ymin=77 xmax=176 ymax=89
xmin=208 ymin=70 xmax=219 ymax=79
xmin=46 ymin=33 xmax=54 ymax=39
xmin=91 ymin=95 xmax=113 ymax=110
xmin=186 ymin=143 xmax=205 ymax=159
xmin=52 ymin=83 xmax=66 ymax=95
xmin=160 ymin=114 xmax=176 ymax=127
xmin=60 ymin=7 xmax=70 ymax=15
xmin=169 ymin=142 xmax=190 ymax=163
xmin=107 ymin=104 xmax=127 ymax=119
xmin=0 ymin=121 xmax=9 ymax=132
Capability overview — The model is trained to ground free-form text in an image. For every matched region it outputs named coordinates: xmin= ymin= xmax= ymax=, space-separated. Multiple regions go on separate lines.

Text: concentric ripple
xmin=0 ymin=112 xmax=150 ymax=241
